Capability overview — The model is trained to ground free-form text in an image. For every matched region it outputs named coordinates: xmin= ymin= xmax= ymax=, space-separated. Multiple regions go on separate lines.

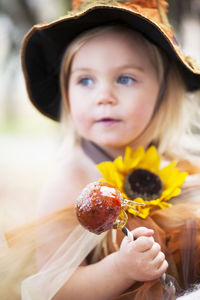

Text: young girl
xmin=2 ymin=0 xmax=200 ymax=299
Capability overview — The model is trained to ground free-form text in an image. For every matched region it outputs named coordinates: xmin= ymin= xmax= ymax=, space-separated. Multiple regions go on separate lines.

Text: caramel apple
xmin=75 ymin=181 xmax=123 ymax=234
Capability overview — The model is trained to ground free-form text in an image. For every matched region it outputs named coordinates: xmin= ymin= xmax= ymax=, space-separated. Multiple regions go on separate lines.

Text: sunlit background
xmin=0 ymin=0 xmax=200 ymax=230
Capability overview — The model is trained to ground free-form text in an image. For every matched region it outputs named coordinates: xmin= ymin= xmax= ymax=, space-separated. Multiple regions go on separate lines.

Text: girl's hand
xmin=115 ymin=227 xmax=168 ymax=283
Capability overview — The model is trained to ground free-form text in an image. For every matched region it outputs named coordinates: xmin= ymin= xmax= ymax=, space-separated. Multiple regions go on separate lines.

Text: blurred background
xmin=0 ymin=0 xmax=200 ymax=230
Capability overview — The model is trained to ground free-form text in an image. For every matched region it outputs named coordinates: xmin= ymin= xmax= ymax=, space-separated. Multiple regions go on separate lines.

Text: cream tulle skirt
xmin=1 ymin=175 xmax=200 ymax=300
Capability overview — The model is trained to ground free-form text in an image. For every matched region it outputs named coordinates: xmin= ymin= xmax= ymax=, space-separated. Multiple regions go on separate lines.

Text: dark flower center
xmin=124 ymin=168 xmax=163 ymax=201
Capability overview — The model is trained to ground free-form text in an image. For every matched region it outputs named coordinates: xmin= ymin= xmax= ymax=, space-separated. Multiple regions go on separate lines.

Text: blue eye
xmin=117 ymin=76 xmax=134 ymax=85
xmin=79 ymin=77 xmax=94 ymax=86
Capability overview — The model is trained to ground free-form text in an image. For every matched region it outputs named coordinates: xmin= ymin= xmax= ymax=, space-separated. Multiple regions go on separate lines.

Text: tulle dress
xmin=1 ymin=140 xmax=200 ymax=300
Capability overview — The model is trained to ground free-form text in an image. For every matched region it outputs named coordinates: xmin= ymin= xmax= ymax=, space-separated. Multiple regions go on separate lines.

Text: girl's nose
xmin=96 ymin=88 xmax=117 ymax=106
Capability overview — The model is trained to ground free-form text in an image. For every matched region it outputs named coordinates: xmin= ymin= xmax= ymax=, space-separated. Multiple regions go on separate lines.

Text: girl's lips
xmin=96 ymin=118 xmax=121 ymax=126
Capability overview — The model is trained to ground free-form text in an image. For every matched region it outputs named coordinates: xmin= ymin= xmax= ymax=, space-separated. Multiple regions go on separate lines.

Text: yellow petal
xmin=113 ymin=156 xmax=125 ymax=173
xmin=124 ymin=146 xmax=145 ymax=170
xmin=137 ymin=146 xmax=160 ymax=173
xmin=97 ymin=162 xmax=124 ymax=189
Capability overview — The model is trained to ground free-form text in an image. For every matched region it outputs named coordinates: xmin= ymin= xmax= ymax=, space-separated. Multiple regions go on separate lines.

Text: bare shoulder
xmin=38 ymin=146 xmax=100 ymax=217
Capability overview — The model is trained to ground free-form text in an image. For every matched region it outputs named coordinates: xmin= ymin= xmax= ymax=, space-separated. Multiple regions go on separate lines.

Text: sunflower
xmin=97 ymin=146 xmax=188 ymax=219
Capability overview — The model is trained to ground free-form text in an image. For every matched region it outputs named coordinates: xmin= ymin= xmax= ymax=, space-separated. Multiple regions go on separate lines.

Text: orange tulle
xmin=0 ymin=182 xmax=200 ymax=299
xmin=0 ymin=206 xmax=79 ymax=299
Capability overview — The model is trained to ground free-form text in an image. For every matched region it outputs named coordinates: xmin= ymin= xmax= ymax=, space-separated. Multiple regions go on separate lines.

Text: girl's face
xmin=68 ymin=29 xmax=160 ymax=151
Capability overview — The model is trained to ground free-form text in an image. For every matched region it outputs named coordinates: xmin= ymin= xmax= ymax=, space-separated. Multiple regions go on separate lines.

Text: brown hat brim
xmin=21 ymin=5 xmax=200 ymax=121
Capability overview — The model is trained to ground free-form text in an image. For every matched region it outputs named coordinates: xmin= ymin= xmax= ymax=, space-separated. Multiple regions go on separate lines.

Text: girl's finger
xmin=158 ymin=259 xmax=168 ymax=275
xmin=148 ymin=242 xmax=161 ymax=259
xmin=152 ymin=251 xmax=166 ymax=269
xmin=134 ymin=236 xmax=154 ymax=252
xmin=132 ymin=227 xmax=154 ymax=239
xmin=150 ymin=260 xmax=168 ymax=280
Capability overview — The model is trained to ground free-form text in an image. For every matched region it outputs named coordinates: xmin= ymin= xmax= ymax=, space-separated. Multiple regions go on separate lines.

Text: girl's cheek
xmin=71 ymin=112 xmax=89 ymax=128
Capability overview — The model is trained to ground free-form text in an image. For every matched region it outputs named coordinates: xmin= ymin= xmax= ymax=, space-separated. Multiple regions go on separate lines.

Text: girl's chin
xmin=80 ymin=132 xmax=142 ymax=149
xmin=89 ymin=138 xmax=131 ymax=149
xmin=87 ymin=135 xmax=148 ymax=151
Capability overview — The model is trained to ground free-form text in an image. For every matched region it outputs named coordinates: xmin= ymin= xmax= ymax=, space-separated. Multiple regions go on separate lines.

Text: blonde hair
xmin=59 ymin=25 xmax=200 ymax=162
